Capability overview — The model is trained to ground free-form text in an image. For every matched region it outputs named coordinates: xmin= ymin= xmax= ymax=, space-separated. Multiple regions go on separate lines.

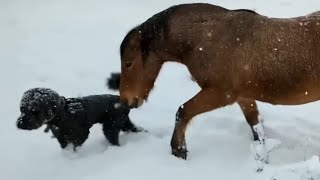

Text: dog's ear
xmin=49 ymin=97 xmax=64 ymax=116
xmin=56 ymin=96 xmax=66 ymax=110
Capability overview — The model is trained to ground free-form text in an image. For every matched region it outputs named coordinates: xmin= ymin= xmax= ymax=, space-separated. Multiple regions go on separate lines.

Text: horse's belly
xmin=246 ymin=82 xmax=320 ymax=105
xmin=257 ymin=91 xmax=320 ymax=105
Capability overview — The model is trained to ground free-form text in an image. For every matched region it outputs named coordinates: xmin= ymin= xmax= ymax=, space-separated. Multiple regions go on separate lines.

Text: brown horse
xmin=118 ymin=3 xmax=320 ymax=159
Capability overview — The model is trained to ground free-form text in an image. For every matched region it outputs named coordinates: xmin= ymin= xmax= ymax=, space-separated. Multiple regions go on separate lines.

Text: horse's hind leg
xmin=237 ymin=97 xmax=260 ymax=141
xmin=170 ymin=88 xmax=236 ymax=159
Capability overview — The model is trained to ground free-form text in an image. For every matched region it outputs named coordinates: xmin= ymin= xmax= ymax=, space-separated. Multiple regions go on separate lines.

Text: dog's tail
xmin=106 ymin=72 xmax=121 ymax=90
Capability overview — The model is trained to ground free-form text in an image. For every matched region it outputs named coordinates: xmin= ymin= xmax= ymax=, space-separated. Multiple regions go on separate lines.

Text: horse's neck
xmin=155 ymin=49 xmax=181 ymax=64
xmin=155 ymin=38 xmax=189 ymax=64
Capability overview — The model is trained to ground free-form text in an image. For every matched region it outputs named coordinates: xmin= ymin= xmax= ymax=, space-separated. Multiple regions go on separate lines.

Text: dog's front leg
xmin=102 ymin=122 xmax=121 ymax=146
xmin=122 ymin=117 xmax=146 ymax=133
xmin=51 ymin=128 xmax=69 ymax=149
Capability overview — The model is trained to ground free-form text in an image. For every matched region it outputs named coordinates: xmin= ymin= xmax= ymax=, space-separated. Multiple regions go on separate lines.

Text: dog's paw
xmin=44 ymin=126 xmax=50 ymax=133
xmin=132 ymin=126 xmax=148 ymax=133
xmin=62 ymin=144 xmax=74 ymax=151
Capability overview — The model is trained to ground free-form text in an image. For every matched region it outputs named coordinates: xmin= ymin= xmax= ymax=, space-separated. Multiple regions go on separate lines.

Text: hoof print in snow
xmin=251 ymin=123 xmax=281 ymax=172
xmin=271 ymin=156 xmax=320 ymax=180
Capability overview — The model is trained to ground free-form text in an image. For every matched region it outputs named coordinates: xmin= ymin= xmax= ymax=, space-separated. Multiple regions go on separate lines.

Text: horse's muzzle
xmin=122 ymin=97 xmax=143 ymax=109
xmin=129 ymin=97 xmax=139 ymax=108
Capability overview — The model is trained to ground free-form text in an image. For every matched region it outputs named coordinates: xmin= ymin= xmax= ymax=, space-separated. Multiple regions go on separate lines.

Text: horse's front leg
xmin=170 ymin=88 xmax=237 ymax=159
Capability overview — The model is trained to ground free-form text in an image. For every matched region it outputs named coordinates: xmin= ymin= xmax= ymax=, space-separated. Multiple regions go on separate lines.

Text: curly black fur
xmin=17 ymin=88 xmax=142 ymax=150
xmin=106 ymin=72 xmax=121 ymax=91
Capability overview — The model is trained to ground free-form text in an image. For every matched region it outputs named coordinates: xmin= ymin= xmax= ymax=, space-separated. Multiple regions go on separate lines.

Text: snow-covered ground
xmin=2 ymin=0 xmax=320 ymax=179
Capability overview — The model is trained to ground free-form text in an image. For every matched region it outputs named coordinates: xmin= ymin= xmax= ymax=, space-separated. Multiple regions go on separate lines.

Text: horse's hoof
xmin=172 ymin=148 xmax=188 ymax=160
xmin=253 ymin=134 xmax=259 ymax=141
xmin=252 ymin=131 xmax=259 ymax=141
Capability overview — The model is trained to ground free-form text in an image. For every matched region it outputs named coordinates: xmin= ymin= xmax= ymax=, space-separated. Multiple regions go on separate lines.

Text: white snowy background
xmin=2 ymin=0 xmax=320 ymax=179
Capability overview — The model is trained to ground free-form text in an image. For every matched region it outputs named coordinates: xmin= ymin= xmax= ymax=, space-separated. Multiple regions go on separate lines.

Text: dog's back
xmin=80 ymin=94 xmax=129 ymax=124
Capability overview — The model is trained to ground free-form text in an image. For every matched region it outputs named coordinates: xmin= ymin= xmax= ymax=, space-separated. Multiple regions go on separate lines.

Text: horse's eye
xmin=125 ymin=61 xmax=132 ymax=68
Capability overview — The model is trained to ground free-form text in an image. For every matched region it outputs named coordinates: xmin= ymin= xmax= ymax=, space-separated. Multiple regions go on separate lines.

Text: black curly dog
xmin=17 ymin=88 xmax=142 ymax=150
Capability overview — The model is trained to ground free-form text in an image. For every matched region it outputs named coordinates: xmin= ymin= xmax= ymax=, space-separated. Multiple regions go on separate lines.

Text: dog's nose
xmin=17 ymin=120 xmax=25 ymax=129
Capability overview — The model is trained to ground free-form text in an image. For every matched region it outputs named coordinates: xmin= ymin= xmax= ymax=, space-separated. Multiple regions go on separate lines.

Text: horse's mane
xmin=120 ymin=4 xmax=257 ymax=61
xmin=120 ymin=27 xmax=137 ymax=58
xmin=120 ymin=5 xmax=177 ymax=60
xmin=233 ymin=9 xmax=257 ymax=14
xmin=139 ymin=7 xmax=174 ymax=60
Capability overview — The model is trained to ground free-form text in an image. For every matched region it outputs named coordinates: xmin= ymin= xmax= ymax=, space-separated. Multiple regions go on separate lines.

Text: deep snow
xmin=2 ymin=0 xmax=320 ymax=180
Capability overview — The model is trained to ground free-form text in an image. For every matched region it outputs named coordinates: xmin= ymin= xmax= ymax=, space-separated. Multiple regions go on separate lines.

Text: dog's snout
xmin=16 ymin=115 xmax=41 ymax=130
xmin=17 ymin=119 xmax=25 ymax=129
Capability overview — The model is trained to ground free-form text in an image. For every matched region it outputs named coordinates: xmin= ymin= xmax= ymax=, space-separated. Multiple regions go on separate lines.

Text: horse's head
xmin=119 ymin=28 xmax=164 ymax=108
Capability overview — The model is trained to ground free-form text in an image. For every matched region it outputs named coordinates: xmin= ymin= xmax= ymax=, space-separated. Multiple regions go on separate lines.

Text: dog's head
xmin=17 ymin=88 xmax=63 ymax=130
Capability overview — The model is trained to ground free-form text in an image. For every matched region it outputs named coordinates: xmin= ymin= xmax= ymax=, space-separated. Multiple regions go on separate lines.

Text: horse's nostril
xmin=120 ymin=94 xmax=142 ymax=109
xmin=131 ymin=98 xmax=138 ymax=108
xmin=118 ymin=101 xmax=130 ymax=109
